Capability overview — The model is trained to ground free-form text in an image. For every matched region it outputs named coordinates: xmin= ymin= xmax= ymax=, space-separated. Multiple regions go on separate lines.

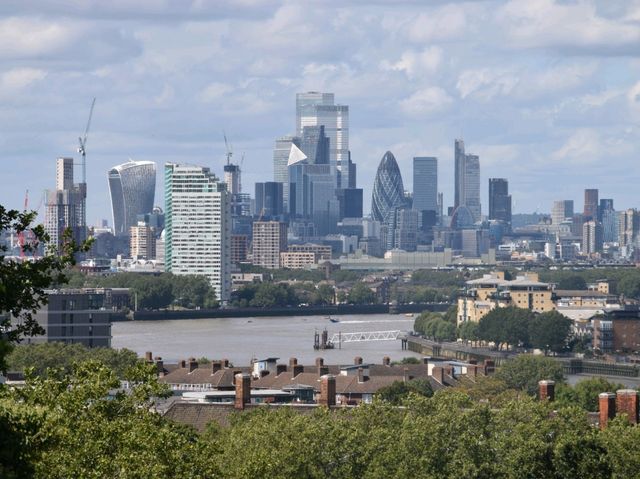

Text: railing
xmin=329 ymin=330 xmax=404 ymax=344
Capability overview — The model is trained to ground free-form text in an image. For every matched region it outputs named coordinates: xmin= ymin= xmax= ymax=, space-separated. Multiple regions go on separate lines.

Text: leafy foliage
xmin=478 ymin=306 xmax=532 ymax=349
xmin=528 ymin=310 xmax=572 ymax=353
xmin=495 ymin=355 xmax=565 ymax=395
xmin=346 ymin=282 xmax=377 ymax=305
xmin=376 ymin=379 xmax=434 ymax=404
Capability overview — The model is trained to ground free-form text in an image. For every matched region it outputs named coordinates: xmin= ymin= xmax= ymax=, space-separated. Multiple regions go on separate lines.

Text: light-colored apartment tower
xmin=252 ymin=221 xmax=288 ymax=269
xmin=130 ymin=222 xmax=156 ymax=260
xmin=164 ymin=163 xmax=231 ymax=302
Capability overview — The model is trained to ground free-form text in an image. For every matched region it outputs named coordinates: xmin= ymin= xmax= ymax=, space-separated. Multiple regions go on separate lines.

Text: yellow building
xmin=457 ymin=272 xmax=555 ymax=325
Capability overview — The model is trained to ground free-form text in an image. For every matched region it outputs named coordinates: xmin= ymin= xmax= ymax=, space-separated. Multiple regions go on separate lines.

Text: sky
xmin=1 ymin=0 xmax=640 ymax=225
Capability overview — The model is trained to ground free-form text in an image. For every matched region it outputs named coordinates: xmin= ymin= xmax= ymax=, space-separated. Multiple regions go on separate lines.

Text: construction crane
xmin=77 ymin=97 xmax=96 ymax=184
xmin=223 ymin=131 xmax=233 ymax=166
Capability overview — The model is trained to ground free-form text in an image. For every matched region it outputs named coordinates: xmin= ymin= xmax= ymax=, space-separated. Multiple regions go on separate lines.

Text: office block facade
xmin=488 ymin=178 xmax=512 ymax=224
xmin=412 ymin=157 xmax=438 ymax=215
xmin=454 ymin=139 xmax=481 ymax=222
xmin=108 ymin=160 xmax=156 ymax=237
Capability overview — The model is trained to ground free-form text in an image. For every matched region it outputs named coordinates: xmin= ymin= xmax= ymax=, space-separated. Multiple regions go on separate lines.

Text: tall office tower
xmin=130 ymin=222 xmax=156 ymax=260
xmin=598 ymin=199 xmax=616 ymax=242
xmin=583 ymin=189 xmax=599 ymax=220
xmin=273 ymin=136 xmax=300 ymax=212
xmin=300 ymin=125 xmax=330 ymax=165
xmin=389 ymin=208 xmax=419 ymax=252
xmin=164 ymin=163 xmax=231 ymax=302
xmin=255 ymin=182 xmax=284 ymax=219
xmin=348 ymin=154 xmax=357 ymax=188
xmin=251 ymin=221 xmax=287 ymax=269
xmin=45 ymin=157 xmax=87 ymax=255
xmin=296 ymin=92 xmax=350 ymax=188
xmin=371 ymin=151 xmax=407 ymax=223
xmin=336 ymin=188 xmax=363 ymax=219
xmin=437 ymin=192 xmax=443 ymax=220
xmin=598 ymin=198 xmax=613 ymax=222
xmin=618 ymin=209 xmax=640 ymax=247
xmin=223 ymin=163 xmax=241 ymax=195
xmin=108 ymin=160 xmax=156 ymax=237
xmin=551 ymin=200 xmax=574 ymax=225
xmin=488 ymin=178 xmax=512 ymax=224
xmin=413 ymin=157 xmax=438 ymax=215
xmin=453 ymin=139 xmax=481 ymax=222
xmin=583 ymin=220 xmax=603 ymax=255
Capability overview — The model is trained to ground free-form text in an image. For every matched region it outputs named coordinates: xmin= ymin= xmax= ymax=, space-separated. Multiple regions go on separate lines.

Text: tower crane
xmin=223 ymin=131 xmax=233 ymax=166
xmin=78 ymin=97 xmax=96 ymax=184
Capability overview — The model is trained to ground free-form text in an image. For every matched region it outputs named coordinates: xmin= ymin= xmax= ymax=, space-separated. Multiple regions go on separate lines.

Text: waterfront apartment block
xmin=164 ymin=163 xmax=231 ymax=302
xmin=287 ymin=243 xmax=332 ymax=260
xmin=457 ymin=272 xmax=555 ymax=324
xmin=280 ymin=251 xmax=317 ymax=269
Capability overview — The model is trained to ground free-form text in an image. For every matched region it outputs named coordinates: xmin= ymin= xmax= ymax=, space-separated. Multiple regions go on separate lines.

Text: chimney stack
xmin=382 ymin=356 xmax=391 ymax=366
xmin=616 ymin=389 xmax=639 ymax=425
xmin=354 ymin=356 xmax=363 ymax=365
xmin=276 ymin=364 xmax=287 ymax=375
xmin=318 ymin=365 xmax=329 ymax=376
xmin=188 ymin=358 xmax=198 ymax=373
xmin=483 ymin=360 xmax=495 ymax=375
xmin=145 ymin=351 xmax=153 ymax=362
xmin=315 ymin=357 xmax=324 ymax=367
xmin=234 ymin=373 xmax=251 ymax=410
xmin=538 ymin=380 xmax=555 ymax=401
xmin=293 ymin=364 xmax=304 ymax=377
xmin=154 ymin=357 xmax=164 ymax=377
xmin=599 ymin=392 xmax=616 ymax=429
xmin=468 ymin=358 xmax=478 ymax=365
xmin=180 ymin=359 xmax=186 ymax=368
xmin=403 ymin=367 xmax=411 ymax=383
xmin=319 ymin=374 xmax=336 ymax=407
xmin=467 ymin=364 xmax=478 ymax=380
xmin=358 ymin=367 xmax=366 ymax=383
xmin=222 ymin=358 xmax=229 ymax=368
xmin=211 ymin=361 xmax=222 ymax=374
xmin=289 ymin=357 xmax=298 ymax=368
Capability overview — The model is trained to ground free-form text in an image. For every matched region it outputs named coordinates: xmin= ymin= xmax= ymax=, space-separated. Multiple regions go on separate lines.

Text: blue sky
xmin=1 ymin=0 xmax=639 ymax=224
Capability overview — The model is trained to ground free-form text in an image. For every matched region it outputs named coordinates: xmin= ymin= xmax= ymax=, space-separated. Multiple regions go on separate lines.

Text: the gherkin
xmin=371 ymin=151 xmax=406 ymax=222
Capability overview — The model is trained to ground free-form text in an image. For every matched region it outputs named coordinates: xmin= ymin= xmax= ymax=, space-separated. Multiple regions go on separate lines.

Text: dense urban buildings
xmin=551 ymin=200 xmax=574 ymax=226
xmin=164 ymin=163 xmax=231 ymax=302
xmin=251 ymin=221 xmax=287 ymax=269
xmin=44 ymin=157 xmax=87 ymax=255
xmin=107 ymin=160 xmax=156 ymax=237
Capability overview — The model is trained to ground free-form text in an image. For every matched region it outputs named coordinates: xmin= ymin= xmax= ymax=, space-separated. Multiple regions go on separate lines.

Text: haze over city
xmin=2 ymin=0 xmax=640 ymax=222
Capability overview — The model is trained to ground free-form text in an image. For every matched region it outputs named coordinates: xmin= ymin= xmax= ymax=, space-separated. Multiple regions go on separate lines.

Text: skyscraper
xmin=273 ymin=136 xmax=300 ymax=212
xmin=300 ymin=125 xmax=330 ymax=165
xmin=453 ymin=139 xmax=481 ymax=222
xmin=551 ymin=200 xmax=574 ymax=226
xmin=599 ymin=199 xmax=616 ymax=243
xmin=618 ymin=209 xmax=639 ymax=248
xmin=583 ymin=220 xmax=603 ymax=255
xmin=371 ymin=151 xmax=407 ymax=223
xmin=164 ymin=163 xmax=230 ymax=302
xmin=255 ymin=182 xmax=284 ymax=219
xmin=44 ymin=157 xmax=87 ymax=255
xmin=108 ymin=160 xmax=156 ymax=237
xmin=296 ymin=92 xmax=350 ymax=188
xmin=251 ymin=221 xmax=287 ymax=269
xmin=412 ymin=157 xmax=438 ymax=215
xmin=488 ymin=178 xmax=512 ymax=224
xmin=223 ymin=163 xmax=241 ymax=195
xmin=584 ymin=189 xmax=599 ymax=220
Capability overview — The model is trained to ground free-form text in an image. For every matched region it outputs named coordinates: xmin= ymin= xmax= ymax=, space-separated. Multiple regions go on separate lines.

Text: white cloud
xmin=0 ymin=18 xmax=74 ymax=58
xmin=405 ymin=5 xmax=467 ymax=43
xmin=498 ymin=0 xmax=640 ymax=55
xmin=400 ymin=87 xmax=452 ymax=116
xmin=0 ymin=68 xmax=46 ymax=91
xmin=381 ymin=46 xmax=442 ymax=79
xmin=456 ymin=68 xmax=518 ymax=100
xmin=200 ymin=82 xmax=234 ymax=102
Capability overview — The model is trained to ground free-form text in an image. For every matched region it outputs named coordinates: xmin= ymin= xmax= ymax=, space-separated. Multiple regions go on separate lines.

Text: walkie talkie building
xmin=108 ymin=160 xmax=156 ymax=236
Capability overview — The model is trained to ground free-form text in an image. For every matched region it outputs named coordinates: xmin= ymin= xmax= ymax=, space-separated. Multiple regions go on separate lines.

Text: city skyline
xmin=1 ymin=1 xmax=640 ymax=222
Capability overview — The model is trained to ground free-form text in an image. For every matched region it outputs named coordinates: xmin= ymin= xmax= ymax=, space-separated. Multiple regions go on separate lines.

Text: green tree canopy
xmin=478 ymin=306 xmax=532 ymax=349
xmin=528 ymin=311 xmax=572 ymax=354
xmin=347 ymin=282 xmax=377 ymax=305
xmin=495 ymin=355 xmax=565 ymax=396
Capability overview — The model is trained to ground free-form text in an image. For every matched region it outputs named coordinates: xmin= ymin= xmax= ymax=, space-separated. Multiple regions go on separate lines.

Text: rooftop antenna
xmin=78 ymin=97 xmax=96 ymax=184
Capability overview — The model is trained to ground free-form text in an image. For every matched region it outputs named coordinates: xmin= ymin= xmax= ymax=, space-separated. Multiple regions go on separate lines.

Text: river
xmin=112 ymin=313 xmax=420 ymax=365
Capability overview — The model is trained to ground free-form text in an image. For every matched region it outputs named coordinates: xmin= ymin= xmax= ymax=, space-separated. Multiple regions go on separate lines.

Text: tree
xmin=347 ymin=282 xmax=377 ymax=305
xmin=557 ymin=275 xmax=587 ymax=290
xmin=376 ymin=379 xmax=434 ymax=404
xmin=458 ymin=321 xmax=479 ymax=345
xmin=0 ymin=206 xmax=90 ymax=372
xmin=312 ymin=284 xmax=335 ymax=306
xmin=434 ymin=321 xmax=456 ymax=342
xmin=495 ymin=355 xmax=565 ymax=396
xmin=556 ymin=377 xmax=625 ymax=411
xmin=478 ymin=307 xmax=532 ymax=350
xmin=528 ymin=311 xmax=572 ymax=354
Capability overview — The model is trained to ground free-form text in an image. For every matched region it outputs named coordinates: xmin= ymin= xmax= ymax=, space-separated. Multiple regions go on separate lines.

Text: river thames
xmin=112 ymin=313 xmax=419 ymax=365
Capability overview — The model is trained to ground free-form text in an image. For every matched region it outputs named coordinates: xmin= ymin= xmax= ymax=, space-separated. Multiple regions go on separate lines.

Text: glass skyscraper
xmin=296 ymin=92 xmax=350 ymax=188
xmin=454 ymin=139 xmax=481 ymax=222
xmin=273 ymin=136 xmax=300 ymax=213
xmin=412 ymin=157 xmax=438 ymax=214
xmin=371 ymin=151 xmax=406 ymax=223
xmin=108 ymin=160 xmax=156 ymax=237
xmin=488 ymin=178 xmax=512 ymax=224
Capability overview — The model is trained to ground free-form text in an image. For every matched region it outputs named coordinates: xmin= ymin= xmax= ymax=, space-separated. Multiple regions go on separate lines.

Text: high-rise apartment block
xmin=454 ymin=139 xmax=481 ymax=222
xmin=108 ymin=160 xmax=156 ymax=237
xmin=583 ymin=220 xmax=603 ymax=255
xmin=164 ymin=163 xmax=231 ymax=302
xmin=412 ymin=157 xmax=438 ymax=215
xmin=618 ymin=209 xmax=640 ymax=248
xmin=130 ymin=222 xmax=156 ymax=260
xmin=252 ymin=221 xmax=288 ymax=269
xmin=583 ymin=189 xmax=599 ymax=220
xmin=488 ymin=178 xmax=512 ymax=224
xmin=45 ymin=157 xmax=87 ymax=255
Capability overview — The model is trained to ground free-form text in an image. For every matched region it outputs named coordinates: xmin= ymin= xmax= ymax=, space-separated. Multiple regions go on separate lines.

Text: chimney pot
xmin=599 ymin=392 xmax=616 ymax=429
xmin=145 ymin=351 xmax=153 ymax=362
xmin=289 ymin=357 xmax=298 ymax=368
